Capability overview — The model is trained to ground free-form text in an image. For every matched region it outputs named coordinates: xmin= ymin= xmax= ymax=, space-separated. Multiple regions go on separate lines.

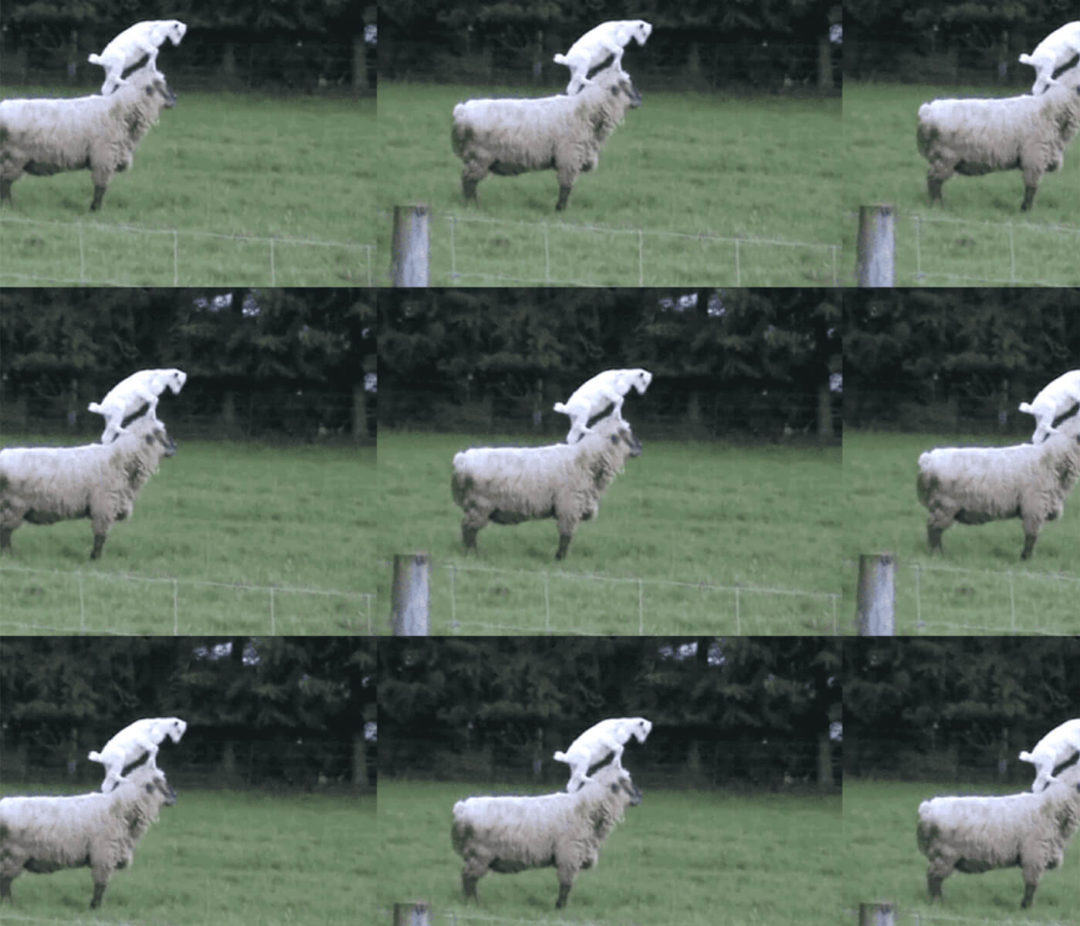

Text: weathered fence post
xmin=393 ymin=902 xmax=430 ymax=926
xmin=391 ymin=204 xmax=430 ymax=286
xmin=857 ymin=901 xmax=895 ymax=926
xmin=855 ymin=204 xmax=895 ymax=287
xmin=391 ymin=553 xmax=430 ymax=635
xmin=856 ymin=553 xmax=895 ymax=636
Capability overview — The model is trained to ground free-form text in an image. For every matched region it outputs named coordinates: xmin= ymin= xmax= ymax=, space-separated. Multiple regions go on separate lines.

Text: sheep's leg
xmin=926 ymin=524 xmax=945 ymax=554
xmin=0 ymin=527 xmax=12 ymax=553
xmin=0 ymin=179 xmax=12 ymax=203
xmin=555 ymin=183 xmax=573 ymax=211
xmin=89 ymin=878 xmax=109 ymax=909
xmin=90 ymin=184 xmax=107 ymax=212
xmin=926 ymin=872 xmax=944 ymax=902
xmin=90 ymin=528 xmax=109 ymax=560
xmin=1019 ymin=518 xmax=1040 ymax=560
xmin=461 ymin=873 xmax=480 ymax=902
xmin=461 ymin=520 xmax=482 ymax=553
xmin=1020 ymin=184 xmax=1038 ymax=212
xmin=554 ymin=864 xmax=577 ymax=908
xmin=926 ymin=176 xmax=944 ymax=205
xmin=1020 ymin=873 xmax=1039 ymax=908
xmin=0 ymin=875 xmax=12 ymax=901
xmin=555 ymin=532 xmax=573 ymax=560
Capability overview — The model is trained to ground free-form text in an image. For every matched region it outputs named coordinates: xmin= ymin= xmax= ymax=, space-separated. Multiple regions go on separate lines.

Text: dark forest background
xmin=380 ymin=288 xmax=841 ymax=442
xmin=0 ymin=288 xmax=375 ymax=443
xmin=0 ymin=636 xmax=376 ymax=791
xmin=846 ymin=637 xmax=1080 ymax=784
xmin=845 ymin=289 xmax=1080 ymax=434
xmin=379 ymin=636 xmax=841 ymax=791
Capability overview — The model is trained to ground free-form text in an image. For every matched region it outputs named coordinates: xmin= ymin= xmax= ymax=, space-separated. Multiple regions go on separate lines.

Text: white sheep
xmin=451 ymin=67 xmax=643 ymax=211
xmin=1018 ymin=718 xmax=1080 ymax=793
xmin=915 ymin=406 xmax=1080 ymax=559
xmin=553 ymin=20 xmax=653 ymax=95
xmin=451 ymin=762 xmax=641 ymax=908
xmin=0 ymin=414 xmax=177 ymax=560
xmin=451 ymin=413 xmax=642 ymax=560
xmin=88 ymin=19 xmax=187 ymax=95
xmin=88 ymin=717 xmax=187 ymax=793
xmin=88 ymin=368 xmax=187 ymax=444
xmin=553 ymin=368 xmax=652 ymax=444
xmin=0 ymin=764 xmax=176 ymax=909
xmin=1018 ymin=370 xmax=1080 ymax=443
xmin=916 ymin=64 xmax=1080 ymax=211
xmin=0 ymin=66 xmax=177 ymax=211
xmin=553 ymin=717 xmax=652 ymax=793
xmin=916 ymin=761 xmax=1080 ymax=908
xmin=1019 ymin=22 xmax=1080 ymax=95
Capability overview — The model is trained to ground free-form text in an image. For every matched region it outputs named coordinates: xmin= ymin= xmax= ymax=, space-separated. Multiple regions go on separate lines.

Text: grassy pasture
xmin=376 ymin=431 xmax=843 ymax=635
xmin=0 ymin=782 xmax=374 ymax=925
xmin=843 ymin=779 xmax=1080 ymax=920
xmin=0 ymin=437 xmax=376 ymax=635
xmin=843 ymin=430 xmax=1080 ymax=634
xmin=378 ymin=779 xmax=841 ymax=926
xmin=844 ymin=81 xmax=1080 ymax=286
xmin=377 ymin=82 xmax=842 ymax=285
xmin=0 ymin=89 xmax=375 ymax=286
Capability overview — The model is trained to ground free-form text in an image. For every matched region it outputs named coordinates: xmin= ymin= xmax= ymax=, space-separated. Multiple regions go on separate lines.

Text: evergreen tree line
xmin=845 ymin=290 xmax=1080 ymax=432
xmin=379 ymin=637 xmax=841 ymax=790
xmin=0 ymin=637 xmax=375 ymax=790
xmin=846 ymin=638 xmax=1080 ymax=783
xmin=0 ymin=289 xmax=375 ymax=441
xmin=379 ymin=289 xmax=841 ymax=440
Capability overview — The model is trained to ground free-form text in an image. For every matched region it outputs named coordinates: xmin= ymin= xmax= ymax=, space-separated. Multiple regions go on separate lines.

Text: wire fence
xmin=0 ymin=214 xmax=375 ymax=286
xmin=875 ymin=912 xmax=1078 ymax=926
xmin=396 ymin=560 xmax=841 ymax=635
xmin=0 ymin=563 xmax=374 ymax=635
xmin=443 ymin=213 xmax=842 ymax=286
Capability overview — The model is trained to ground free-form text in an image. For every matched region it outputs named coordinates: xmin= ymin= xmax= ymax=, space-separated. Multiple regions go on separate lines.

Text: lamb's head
xmin=164 ymin=20 xmax=187 ymax=46
xmin=161 ymin=717 xmax=187 ymax=744
xmin=628 ymin=20 xmax=652 ymax=46
xmin=163 ymin=369 xmax=187 ymax=395
xmin=627 ymin=717 xmax=652 ymax=744
xmin=629 ymin=369 xmax=653 ymax=395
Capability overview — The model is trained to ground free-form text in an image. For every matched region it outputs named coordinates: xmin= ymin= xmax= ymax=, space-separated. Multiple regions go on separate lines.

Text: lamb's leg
xmin=609 ymin=744 xmax=625 ymax=768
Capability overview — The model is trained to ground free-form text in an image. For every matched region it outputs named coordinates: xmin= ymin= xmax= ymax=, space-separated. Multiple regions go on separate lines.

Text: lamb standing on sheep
xmin=451 ymin=67 xmax=643 ymax=211
xmin=916 ymin=761 xmax=1080 ymax=908
xmin=554 ymin=368 xmax=652 ymax=444
xmin=916 ymin=63 xmax=1080 ymax=211
xmin=451 ymin=763 xmax=641 ymax=908
xmin=88 ymin=717 xmax=187 ymax=793
xmin=0 ymin=414 xmax=177 ymax=559
xmin=553 ymin=717 xmax=652 ymax=793
xmin=1019 ymin=370 xmax=1080 ymax=444
xmin=0 ymin=66 xmax=177 ymax=211
xmin=915 ymin=406 xmax=1080 ymax=559
xmin=451 ymin=414 xmax=642 ymax=559
xmin=88 ymin=20 xmax=187 ymax=95
xmin=1019 ymin=719 xmax=1080 ymax=793
xmin=88 ymin=368 xmax=187 ymax=444
xmin=0 ymin=764 xmax=176 ymax=909
xmin=1019 ymin=23 xmax=1080 ymax=95
xmin=553 ymin=20 xmax=653 ymax=95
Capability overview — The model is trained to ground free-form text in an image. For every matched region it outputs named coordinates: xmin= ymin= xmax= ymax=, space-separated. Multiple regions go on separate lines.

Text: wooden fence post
xmin=391 ymin=204 xmax=430 ymax=286
xmin=856 ymin=553 xmax=895 ymax=636
xmin=391 ymin=553 xmax=430 ymax=635
xmin=393 ymin=902 xmax=430 ymax=926
xmin=855 ymin=204 xmax=895 ymax=287
xmin=857 ymin=901 xmax=895 ymax=925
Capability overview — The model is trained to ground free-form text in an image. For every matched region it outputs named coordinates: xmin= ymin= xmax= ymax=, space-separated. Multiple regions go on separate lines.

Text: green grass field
xmin=0 ymin=90 xmax=375 ymax=286
xmin=378 ymin=779 xmax=841 ymax=926
xmin=844 ymin=81 xmax=1080 ymax=286
xmin=376 ymin=432 xmax=842 ymax=635
xmin=0 ymin=782 xmax=374 ymax=924
xmin=0 ymin=437 xmax=376 ymax=634
xmin=844 ymin=779 xmax=1080 ymax=920
xmin=843 ymin=430 xmax=1080 ymax=634
xmin=377 ymin=82 xmax=842 ymax=285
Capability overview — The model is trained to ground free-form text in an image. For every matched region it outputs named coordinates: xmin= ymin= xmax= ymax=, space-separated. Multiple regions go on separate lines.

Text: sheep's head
xmin=591 ymin=764 xmax=643 ymax=808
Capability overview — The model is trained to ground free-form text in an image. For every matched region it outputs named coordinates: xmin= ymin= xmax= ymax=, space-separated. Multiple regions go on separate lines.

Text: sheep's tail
xmin=552 ymin=750 xmax=569 ymax=763
xmin=553 ymin=402 xmax=569 ymax=414
xmin=553 ymin=53 xmax=569 ymax=65
xmin=87 ymin=53 xmax=104 ymax=65
xmin=1018 ymin=401 xmax=1035 ymax=414
xmin=87 ymin=749 xmax=104 ymax=763
xmin=1018 ymin=750 xmax=1035 ymax=763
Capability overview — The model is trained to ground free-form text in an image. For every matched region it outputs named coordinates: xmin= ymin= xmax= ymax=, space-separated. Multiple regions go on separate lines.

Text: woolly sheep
xmin=88 ymin=368 xmax=187 ymax=444
xmin=1019 ymin=370 xmax=1080 ymax=443
xmin=451 ymin=763 xmax=642 ymax=908
xmin=0 ymin=66 xmax=177 ymax=211
xmin=915 ymin=406 xmax=1080 ymax=559
xmin=916 ymin=761 xmax=1080 ymax=908
xmin=0 ymin=764 xmax=176 ymax=909
xmin=451 ymin=67 xmax=643 ymax=211
xmin=88 ymin=20 xmax=187 ymax=95
xmin=553 ymin=368 xmax=652 ymax=444
xmin=1019 ymin=23 xmax=1080 ymax=95
xmin=553 ymin=20 xmax=653 ymax=95
xmin=88 ymin=717 xmax=187 ymax=793
xmin=553 ymin=717 xmax=652 ymax=793
xmin=916 ymin=64 xmax=1080 ymax=211
xmin=451 ymin=414 xmax=642 ymax=560
xmin=0 ymin=414 xmax=177 ymax=560
xmin=1019 ymin=718 xmax=1080 ymax=793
